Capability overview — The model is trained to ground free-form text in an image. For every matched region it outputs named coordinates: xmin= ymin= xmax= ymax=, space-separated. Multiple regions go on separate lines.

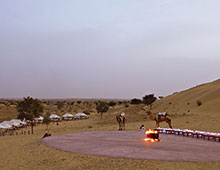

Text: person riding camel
xmin=120 ymin=112 xmax=126 ymax=118
xmin=120 ymin=112 xmax=126 ymax=123
xmin=116 ymin=112 xmax=126 ymax=131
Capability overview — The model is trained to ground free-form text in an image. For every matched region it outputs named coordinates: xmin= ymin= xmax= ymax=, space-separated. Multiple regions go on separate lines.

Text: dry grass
xmin=1 ymin=104 xmax=220 ymax=170
xmin=0 ymin=105 xmax=18 ymax=122
xmin=1 ymin=79 xmax=220 ymax=169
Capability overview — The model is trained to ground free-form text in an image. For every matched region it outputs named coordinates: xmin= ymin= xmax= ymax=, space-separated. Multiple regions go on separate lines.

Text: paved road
xmin=42 ymin=131 xmax=220 ymax=162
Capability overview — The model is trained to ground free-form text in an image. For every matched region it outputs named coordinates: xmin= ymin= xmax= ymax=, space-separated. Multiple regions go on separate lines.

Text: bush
xmin=56 ymin=101 xmax=65 ymax=110
xmin=118 ymin=101 xmax=122 ymax=105
xmin=130 ymin=98 xmax=142 ymax=104
xmin=158 ymin=96 xmax=164 ymax=99
xmin=43 ymin=112 xmax=51 ymax=131
xmin=108 ymin=101 xmax=117 ymax=107
xmin=83 ymin=110 xmax=90 ymax=115
xmin=197 ymin=100 xmax=202 ymax=106
xmin=96 ymin=101 xmax=109 ymax=119
xmin=142 ymin=94 xmax=157 ymax=105
xmin=125 ymin=104 xmax=129 ymax=108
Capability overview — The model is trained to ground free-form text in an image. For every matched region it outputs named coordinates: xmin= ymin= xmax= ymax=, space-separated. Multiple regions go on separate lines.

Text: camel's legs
xmin=119 ymin=121 xmax=122 ymax=131
xmin=122 ymin=117 xmax=126 ymax=131
xmin=122 ymin=122 xmax=125 ymax=131
xmin=116 ymin=116 xmax=122 ymax=131
xmin=156 ymin=121 xmax=160 ymax=128
xmin=166 ymin=119 xmax=172 ymax=128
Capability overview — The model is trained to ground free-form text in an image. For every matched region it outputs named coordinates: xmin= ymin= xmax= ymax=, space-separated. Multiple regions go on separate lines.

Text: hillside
xmin=152 ymin=78 xmax=220 ymax=115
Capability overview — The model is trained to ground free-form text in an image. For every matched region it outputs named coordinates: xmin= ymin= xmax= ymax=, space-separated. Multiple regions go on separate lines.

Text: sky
xmin=1 ymin=0 xmax=220 ymax=99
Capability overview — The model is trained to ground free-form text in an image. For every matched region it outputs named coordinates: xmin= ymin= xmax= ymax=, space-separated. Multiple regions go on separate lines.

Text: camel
xmin=116 ymin=113 xmax=126 ymax=131
xmin=146 ymin=111 xmax=172 ymax=128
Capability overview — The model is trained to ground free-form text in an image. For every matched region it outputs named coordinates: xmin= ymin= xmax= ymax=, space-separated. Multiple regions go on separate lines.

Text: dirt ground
xmin=1 ymin=117 xmax=220 ymax=170
xmin=42 ymin=131 xmax=220 ymax=162
xmin=2 ymin=79 xmax=220 ymax=169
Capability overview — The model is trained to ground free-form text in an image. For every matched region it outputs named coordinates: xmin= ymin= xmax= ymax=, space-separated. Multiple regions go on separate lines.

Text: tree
xmin=130 ymin=98 xmax=142 ymax=104
xmin=83 ymin=110 xmax=91 ymax=115
xmin=56 ymin=101 xmax=65 ymax=110
xmin=108 ymin=101 xmax=117 ymax=107
xmin=96 ymin=101 xmax=109 ymax=119
xmin=142 ymin=94 xmax=157 ymax=105
xmin=43 ymin=112 xmax=51 ymax=132
xmin=17 ymin=97 xmax=44 ymax=134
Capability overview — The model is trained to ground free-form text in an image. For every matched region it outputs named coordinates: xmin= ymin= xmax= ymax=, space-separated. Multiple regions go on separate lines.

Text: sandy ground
xmin=2 ymin=79 xmax=220 ymax=169
xmin=42 ymin=131 xmax=220 ymax=162
xmin=1 ymin=117 xmax=220 ymax=170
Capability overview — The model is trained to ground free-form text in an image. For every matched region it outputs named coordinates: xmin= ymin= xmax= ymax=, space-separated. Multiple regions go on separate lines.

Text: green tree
xmin=142 ymin=94 xmax=157 ymax=105
xmin=108 ymin=101 xmax=117 ymax=107
xmin=96 ymin=101 xmax=109 ymax=119
xmin=56 ymin=101 xmax=65 ymax=110
xmin=17 ymin=97 xmax=44 ymax=134
xmin=43 ymin=112 xmax=51 ymax=132
xmin=130 ymin=98 xmax=142 ymax=104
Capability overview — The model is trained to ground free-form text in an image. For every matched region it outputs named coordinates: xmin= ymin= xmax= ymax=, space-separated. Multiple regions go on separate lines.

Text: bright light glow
xmin=145 ymin=129 xmax=158 ymax=134
xmin=144 ymin=129 xmax=160 ymax=142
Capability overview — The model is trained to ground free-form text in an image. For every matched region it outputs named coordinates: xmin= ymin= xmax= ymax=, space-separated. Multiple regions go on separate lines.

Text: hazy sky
xmin=1 ymin=0 xmax=220 ymax=99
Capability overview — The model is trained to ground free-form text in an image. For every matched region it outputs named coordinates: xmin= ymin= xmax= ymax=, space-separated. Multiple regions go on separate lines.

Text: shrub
xmin=197 ymin=100 xmax=202 ymax=106
xmin=108 ymin=101 xmax=117 ymax=107
xmin=56 ymin=101 xmax=65 ymax=110
xmin=142 ymin=94 xmax=157 ymax=105
xmin=83 ymin=110 xmax=90 ymax=115
xmin=158 ymin=96 xmax=164 ymax=99
xmin=131 ymin=98 xmax=142 ymax=104
xmin=43 ymin=112 xmax=51 ymax=131
xmin=123 ymin=101 xmax=129 ymax=104
xmin=96 ymin=101 xmax=109 ymax=119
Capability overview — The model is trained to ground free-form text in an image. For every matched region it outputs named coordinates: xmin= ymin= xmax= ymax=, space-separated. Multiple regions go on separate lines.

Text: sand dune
xmin=152 ymin=78 xmax=220 ymax=115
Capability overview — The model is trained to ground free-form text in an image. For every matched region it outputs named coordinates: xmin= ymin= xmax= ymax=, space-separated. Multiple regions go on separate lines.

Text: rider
xmin=120 ymin=112 xmax=126 ymax=121
xmin=120 ymin=112 xmax=125 ymax=117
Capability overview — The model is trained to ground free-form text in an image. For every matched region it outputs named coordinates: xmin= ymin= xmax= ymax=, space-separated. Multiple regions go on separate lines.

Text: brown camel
xmin=116 ymin=114 xmax=126 ymax=131
xmin=146 ymin=111 xmax=172 ymax=128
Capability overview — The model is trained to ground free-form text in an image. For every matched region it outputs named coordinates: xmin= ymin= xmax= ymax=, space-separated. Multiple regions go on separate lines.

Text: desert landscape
xmin=1 ymin=1 xmax=220 ymax=169
xmin=1 ymin=79 xmax=220 ymax=170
